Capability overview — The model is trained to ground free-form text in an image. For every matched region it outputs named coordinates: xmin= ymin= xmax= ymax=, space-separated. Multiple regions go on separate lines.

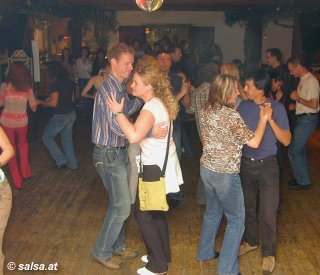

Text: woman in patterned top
xmin=196 ymin=74 xmax=271 ymax=275
xmin=0 ymin=62 xmax=37 ymax=189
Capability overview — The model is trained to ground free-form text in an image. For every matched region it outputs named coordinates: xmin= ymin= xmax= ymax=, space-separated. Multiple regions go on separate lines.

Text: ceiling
xmin=1 ymin=0 xmax=319 ymax=12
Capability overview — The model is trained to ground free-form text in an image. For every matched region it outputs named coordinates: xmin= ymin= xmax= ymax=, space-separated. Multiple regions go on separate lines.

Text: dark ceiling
xmin=2 ymin=0 xmax=319 ymax=12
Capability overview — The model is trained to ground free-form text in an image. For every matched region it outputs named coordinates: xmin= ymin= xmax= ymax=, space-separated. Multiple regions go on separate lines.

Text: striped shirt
xmin=0 ymin=83 xmax=37 ymax=128
xmin=92 ymin=74 xmax=143 ymax=147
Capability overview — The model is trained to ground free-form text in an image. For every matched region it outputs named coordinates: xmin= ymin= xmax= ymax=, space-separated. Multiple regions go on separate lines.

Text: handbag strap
xmin=161 ymin=121 xmax=171 ymax=176
xmin=139 ymin=121 xmax=172 ymax=177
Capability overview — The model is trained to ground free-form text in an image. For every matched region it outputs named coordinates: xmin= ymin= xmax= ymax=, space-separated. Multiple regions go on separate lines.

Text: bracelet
xmin=298 ymin=98 xmax=302 ymax=104
xmin=115 ymin=111 xmax=123 ymax=118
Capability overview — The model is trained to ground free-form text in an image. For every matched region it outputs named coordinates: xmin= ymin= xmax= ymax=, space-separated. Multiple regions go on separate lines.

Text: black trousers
xmin=134 ymin=195 xmax=171 ymax=273
xmin=240 ymin=155 xmax=279 ymax=257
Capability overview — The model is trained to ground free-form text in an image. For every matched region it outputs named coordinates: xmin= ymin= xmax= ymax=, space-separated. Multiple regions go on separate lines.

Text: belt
xmin=297 ymin=113 xmax=318 ymax=118
xmin=242 ymin=155 xmax=276 ymax=163
xmin=96 ymin=145 xmax=127 ymax=149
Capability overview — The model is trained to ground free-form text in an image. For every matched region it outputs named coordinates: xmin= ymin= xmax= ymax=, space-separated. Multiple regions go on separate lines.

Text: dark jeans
xmin=134 ymin=196 xmax=170 ymax=273
xmin=240 ymin=155 xmax=279 ymax=257
xmin=79 ymin=78 xmax=93 ymax=119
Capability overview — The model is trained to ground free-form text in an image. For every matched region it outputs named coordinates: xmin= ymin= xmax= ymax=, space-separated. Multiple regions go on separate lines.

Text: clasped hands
xmin=260 ymin=102 xmax=273 ymax=122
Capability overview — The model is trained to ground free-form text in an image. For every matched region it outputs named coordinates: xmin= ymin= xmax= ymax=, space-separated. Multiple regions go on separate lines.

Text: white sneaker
xmin=141 ymin=255 xmax=149 ymax=263
xmin=137 ymin=267 xmax=156 ymax=275
xmin=137 ymin=267 xmax=167 ymax=275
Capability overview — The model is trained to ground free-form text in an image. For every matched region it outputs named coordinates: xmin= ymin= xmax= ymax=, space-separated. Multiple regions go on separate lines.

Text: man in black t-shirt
xmin=36 ymin=62 xmax=78 ymax=169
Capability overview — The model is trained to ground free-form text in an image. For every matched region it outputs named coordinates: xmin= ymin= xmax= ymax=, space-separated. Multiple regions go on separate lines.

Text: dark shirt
xmin=238 ymin=99 xmax=290 ymax=159
xmin=49 ymin=78 xmax=75 ymax=115
xmin=267 ymin=63 xmax=294 ymax=106
xmin=168 ymin=71 xmax=182 ymax=127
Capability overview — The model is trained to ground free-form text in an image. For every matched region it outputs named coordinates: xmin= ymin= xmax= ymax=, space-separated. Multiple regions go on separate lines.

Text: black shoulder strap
xmin=139 ymin=121 xmax=172 ymax=177
xmin=161 ymin=121 xmax=171 ymax=176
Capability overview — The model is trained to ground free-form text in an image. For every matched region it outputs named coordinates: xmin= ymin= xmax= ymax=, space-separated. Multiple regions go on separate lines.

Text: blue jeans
xmin=288 ymin=114 xmax=318 ymax=185
xmin=197 ymin=165 xmax=244 ymax=275
xmin=92 ymin=146 xmax=131 ymax=260
xmin=43 ymin=111 xmax=78 ymax=169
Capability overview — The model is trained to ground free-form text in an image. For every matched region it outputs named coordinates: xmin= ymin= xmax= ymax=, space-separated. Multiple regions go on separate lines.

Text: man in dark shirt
xmin=237 ymin=69 xmax=291 ymax=274
xmin=37 ymin=61 xmax=78 ymax=170
xmin=266 ymin=48 xmax=296 ymax=129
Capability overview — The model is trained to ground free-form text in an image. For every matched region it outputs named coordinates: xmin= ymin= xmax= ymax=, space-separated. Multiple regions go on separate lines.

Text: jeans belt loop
xmin=250 ymin=158 xmax=263 ymax=162
xmin=297 ymin=113 xmax=317 ymax=118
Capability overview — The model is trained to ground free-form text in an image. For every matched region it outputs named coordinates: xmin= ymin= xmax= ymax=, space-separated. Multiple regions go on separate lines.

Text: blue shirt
xmin=237 ymin=99 xmax=289 ymax=159
xmin=92 ymin=74 xmax=143 ymax=147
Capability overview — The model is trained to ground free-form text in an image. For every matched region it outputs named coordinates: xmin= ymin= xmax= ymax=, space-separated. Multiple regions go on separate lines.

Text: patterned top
xmin=200 ymin=105 xmax=254 ymax=173
xmin=0 ymin=83 xmax=37 ymax=128
xmin=92 ymin=74 xmax=143 ymax=147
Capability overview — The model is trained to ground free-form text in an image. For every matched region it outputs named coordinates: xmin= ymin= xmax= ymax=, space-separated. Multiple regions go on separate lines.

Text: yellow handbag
xmin=138 ymin=122 xmax=171 ymax=212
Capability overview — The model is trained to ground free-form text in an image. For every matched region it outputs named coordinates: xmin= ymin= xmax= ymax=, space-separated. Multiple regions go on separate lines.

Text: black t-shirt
xmin=49 ymin=78 xmax=75 ymax=114
xmin=168 ymin=71 xmax=183 ymax=127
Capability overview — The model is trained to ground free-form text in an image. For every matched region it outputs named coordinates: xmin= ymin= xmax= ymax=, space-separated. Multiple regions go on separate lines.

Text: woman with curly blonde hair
xmin=107 ymin=55 xmax=183 ymax=275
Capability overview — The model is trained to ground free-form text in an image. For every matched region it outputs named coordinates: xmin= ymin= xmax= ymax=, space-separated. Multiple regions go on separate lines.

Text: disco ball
xmin=136 ymin=0 xmax=164 ymax=12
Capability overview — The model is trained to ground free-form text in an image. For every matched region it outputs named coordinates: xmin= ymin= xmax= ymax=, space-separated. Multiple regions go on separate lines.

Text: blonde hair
xmin=135 ymin=55 xmax=179 ymax=120
xmin=204 ymin=74 xmax=238 ymax=110
xmin=220 ymin=63 xmax=240 ymax=80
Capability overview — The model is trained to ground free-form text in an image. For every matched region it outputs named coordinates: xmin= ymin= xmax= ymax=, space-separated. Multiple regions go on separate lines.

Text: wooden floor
xmin=3 ymin=114 xmax=320 ymax=275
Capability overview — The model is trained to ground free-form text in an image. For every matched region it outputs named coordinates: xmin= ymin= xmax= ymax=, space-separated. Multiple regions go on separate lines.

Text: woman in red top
xmin=0 ymin=62 xmax=37 ymax=189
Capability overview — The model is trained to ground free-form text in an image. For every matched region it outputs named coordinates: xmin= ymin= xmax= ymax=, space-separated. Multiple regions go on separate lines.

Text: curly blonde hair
xmin=135 ymin=55 xmax=179 ymax=120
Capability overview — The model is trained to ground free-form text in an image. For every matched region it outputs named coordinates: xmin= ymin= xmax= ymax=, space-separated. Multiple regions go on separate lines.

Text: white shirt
xmin=140 ymin=98 xmax=183 ymax=193
xmin=76 ymin=58 xmax=92 ymax=79
xmin=296 ymin=72 xmax=320 ymax=114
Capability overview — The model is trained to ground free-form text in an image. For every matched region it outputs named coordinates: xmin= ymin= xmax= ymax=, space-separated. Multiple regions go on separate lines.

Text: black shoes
xmin=198 ymin=251 xmax=220 ymax=262
xmin=288 ymin=179 xmax=297 ymax=186
xmin=53 ymin=163 xmax=68 ymax=169
xmin=289 ymin=180 xmax=311 ymax=190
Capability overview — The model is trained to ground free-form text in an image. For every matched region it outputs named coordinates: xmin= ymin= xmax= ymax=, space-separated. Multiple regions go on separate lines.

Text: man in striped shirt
xmin=91 ymin=44 xmax=166 ymax=270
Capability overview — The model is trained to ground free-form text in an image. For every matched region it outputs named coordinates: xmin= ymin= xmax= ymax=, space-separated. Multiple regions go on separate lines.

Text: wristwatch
xmin=115 ymin=111 xmax=123 ymax=118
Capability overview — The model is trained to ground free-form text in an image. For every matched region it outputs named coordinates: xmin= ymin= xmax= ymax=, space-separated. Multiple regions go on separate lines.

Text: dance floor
xmin=3 ymin=114 xmax=320 ymax=275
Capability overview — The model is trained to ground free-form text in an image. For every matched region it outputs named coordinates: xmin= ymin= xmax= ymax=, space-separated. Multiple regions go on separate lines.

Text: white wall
xmin=109 ymin=11 xmax=245 ymax=63
xmin=261 ymin=19 xmax=293 ymax=63
xmin=109 ymin=11 xmax=293 ymax=65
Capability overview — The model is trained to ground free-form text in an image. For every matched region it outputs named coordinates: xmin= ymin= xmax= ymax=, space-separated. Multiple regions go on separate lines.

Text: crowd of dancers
xmin=0 ymin=38 xmax=319 ymax=275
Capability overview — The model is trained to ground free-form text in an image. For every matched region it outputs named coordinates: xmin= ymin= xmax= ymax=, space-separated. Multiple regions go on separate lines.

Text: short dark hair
xmin=168 ymin=44 xmax=181 ymax=53
xmin=270 ymin=72 xmax=284 ymax=82
xmin=287 ymin=54 xmax=309 ymax=69
xmin=245 ymin=68 xmax=270 ymax=97
xmin=108 ymin=43 xmax=135 ymax=61
xmin=48 ymin=61 xmax=68 ymax=79
xmin=267 ymin=48 xmax=282 ymax=62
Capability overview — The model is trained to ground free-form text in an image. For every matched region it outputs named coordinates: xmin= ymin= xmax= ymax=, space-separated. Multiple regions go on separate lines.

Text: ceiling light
xmin=136 ymin=0 xmax=164 ymax=12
